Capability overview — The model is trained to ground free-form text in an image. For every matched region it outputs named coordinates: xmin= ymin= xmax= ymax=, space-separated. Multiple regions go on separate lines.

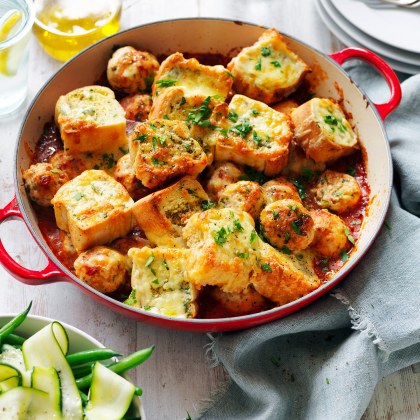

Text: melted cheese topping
xmin=233 ymin=39 xmax=306 ymax=90
xmin=57 ymin=86 xmax=125 ymax=126
xmin=312 ymin=98 xmax=357 ymax=147
xmin=128 ymin=247 xmax=197 ymax=318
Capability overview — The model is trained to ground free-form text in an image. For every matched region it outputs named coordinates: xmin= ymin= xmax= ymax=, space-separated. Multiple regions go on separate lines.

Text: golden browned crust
xmin=310 ymin=209 xmax=349 ymax=257
xmin=131 ymin=176 xmax=209 ymax=248
xmin=251 ymin=243 xmax=320 ymax=306
xmin=227 ymin=29 xmax=309 ymax=104
xmin=262 ymin=177 xmax=301 ymax=204
xmin=128 ymin=119 xmax=208 ymax=189
xmin=152 ymin=52 xmax=232 ymax=99
xmin=119 ymin=93 xmax=153 ymax=121
xmin=291 ymin=99 xmax=358 ymax=163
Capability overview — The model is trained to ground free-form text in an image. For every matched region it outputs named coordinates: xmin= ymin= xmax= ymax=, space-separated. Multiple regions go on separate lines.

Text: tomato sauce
xmin=29 ymin=52 xmax=370 ymax=317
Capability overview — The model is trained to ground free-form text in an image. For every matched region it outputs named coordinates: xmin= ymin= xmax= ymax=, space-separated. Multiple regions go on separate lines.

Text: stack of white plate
xmin=316 ymin=0 xmax=420 ymax=74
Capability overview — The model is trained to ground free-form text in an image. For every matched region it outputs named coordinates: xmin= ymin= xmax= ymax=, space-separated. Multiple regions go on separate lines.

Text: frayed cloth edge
xmin=332 ymin=289 xmax=391 ymax=361
xmin=193 ymin=334 xmax=232 ymax=419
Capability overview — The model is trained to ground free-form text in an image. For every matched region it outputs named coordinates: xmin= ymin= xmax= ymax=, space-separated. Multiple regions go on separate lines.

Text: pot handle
xmin=0 ymin=196 xmax=66 ymax=285
xmin=329 ymin=48 xmax=402 ymax=120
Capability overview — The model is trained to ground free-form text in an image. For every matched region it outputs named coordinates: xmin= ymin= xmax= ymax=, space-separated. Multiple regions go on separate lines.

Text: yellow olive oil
xmin=33 ymin=0 xmax=121 ymax=61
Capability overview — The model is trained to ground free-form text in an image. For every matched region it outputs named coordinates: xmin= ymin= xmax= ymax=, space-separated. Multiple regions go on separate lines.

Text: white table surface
xmin=0 ymin=0 xmax=419 ymax=419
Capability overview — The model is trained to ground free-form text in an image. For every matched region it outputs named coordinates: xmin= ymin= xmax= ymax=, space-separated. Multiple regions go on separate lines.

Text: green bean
xmin=0 ymin=302 xmax=32 ymax=345
xmin=76 ymin=345 xmax=154 ymax=390
xmin=72 ymin=361 xmax=114 ymax=379
xmin=3 ymin=333 xmax=26 ymax=346
xmin=66 ymin=348 xmax=120 ymax=367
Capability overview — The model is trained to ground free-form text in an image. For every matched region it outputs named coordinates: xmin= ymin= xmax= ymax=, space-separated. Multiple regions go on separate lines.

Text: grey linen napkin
xmin=199 ymin=69 xmax=420 ymax=420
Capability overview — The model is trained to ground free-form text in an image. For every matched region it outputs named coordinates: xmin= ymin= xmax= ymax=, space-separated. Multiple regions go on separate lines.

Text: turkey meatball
xmin=107 ymin=46 xmax=159 ymax=95
xmin=204 ymin=161 xmax=244 ymax=201
xmin=310 ymin=209 xmax=350 ymax=257
xmin=260 ymin=199 xmax=315 ymax=251
xmin=23 ymin=163 xmax=70 ymax=206
xmin=208 ymin=286 xmax=268 ymax=315
xmin=119 ymin=93 xmax=153 ymax=121
xmin=49 ymin=150 xmax=87 ymax=180
xmin=262 ymin=177 xmax=301 ymax=204
xmin=314 ymin=170 xmax=362 ymax=213
xmin=74 ymin=246 xmax=128 ymax=293
xmin=218 ymin=181 xmax=265 ymax=220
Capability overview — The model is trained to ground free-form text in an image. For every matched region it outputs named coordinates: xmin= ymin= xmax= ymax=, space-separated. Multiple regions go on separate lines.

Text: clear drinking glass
xmin=0 ymin=0 xmax=34 ymax=116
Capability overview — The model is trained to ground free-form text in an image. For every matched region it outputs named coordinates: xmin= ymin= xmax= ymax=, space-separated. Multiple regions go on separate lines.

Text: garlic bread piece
xmin=152 ymin=52 xmax=232 ymax=100
xmin=129 ymin=119 xmax=207 ymax=189
xmin=251 ymin=243 xmax=320 ymax=306
xmin=51 ymin=170 xmax=134 ymax=252
xmin=227 ymin=29 xmax=309 ymax=104
xmin=149 ymin=88 xmax=220 ymax=163
xmin=214 ymin=94 xmax=293 ymax=176
xmin=55 ymin=86 xmax=127 ymax=154
xmin=183 ymin=208 xmax=259 ymax=294
xmin=313 ymin=170 xmax=362 ymax=213
xmin=291 ymin=98 xmax=358 ymax=163
xmin=132 ymin=176 xmax=210 ymax=248
xmin=128 ymin=247 xmax=197 ymax=318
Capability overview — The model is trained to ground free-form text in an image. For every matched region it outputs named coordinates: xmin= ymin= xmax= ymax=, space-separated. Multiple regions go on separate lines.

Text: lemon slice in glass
xmin=0 ymin=9 xmax=23 ymax=76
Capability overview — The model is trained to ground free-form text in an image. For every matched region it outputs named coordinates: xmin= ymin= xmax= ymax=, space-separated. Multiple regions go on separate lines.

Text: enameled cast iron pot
xmin=0 ymin=19 xmax=401 ymax=332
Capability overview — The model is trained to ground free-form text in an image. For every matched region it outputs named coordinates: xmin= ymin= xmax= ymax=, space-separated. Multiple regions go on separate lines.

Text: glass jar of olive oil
xmin=33 ymin=0 xmax=121 ymax=62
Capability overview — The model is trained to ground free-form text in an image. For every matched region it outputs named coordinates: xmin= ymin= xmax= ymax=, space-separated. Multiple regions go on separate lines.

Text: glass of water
xmin=0 ymin=0 xmax=34 ymax=117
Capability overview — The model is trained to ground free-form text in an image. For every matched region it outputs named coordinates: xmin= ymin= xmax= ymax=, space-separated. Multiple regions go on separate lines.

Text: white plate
xmin=322 ymin=0 xmax=420 ymax=66
xmin=334 ymin=0 xmax=420 ymax=54
xmin=315 ymin=0 xmax=420 ymax=74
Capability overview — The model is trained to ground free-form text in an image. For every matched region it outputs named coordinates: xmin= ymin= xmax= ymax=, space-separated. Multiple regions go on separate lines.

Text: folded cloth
xmin=198 ymin=68 xmax=420 ymax=420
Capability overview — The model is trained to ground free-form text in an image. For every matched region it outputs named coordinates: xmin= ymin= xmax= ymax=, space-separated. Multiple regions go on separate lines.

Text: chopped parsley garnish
xmin=281 ymin=246 xmax=292 ymax=255
xmin=123 ymin=289 xmax=137 ymax=306
xmin=301 ymin=167 xmax=315 ymax=180
xmin=186 ymin=188 xmax=196 ymax=196
xmin=119 ymin=146 xmax=129 ymax=155
xmin=238 ymin=166 xmax=267 ymax=185
xmin=272 ymin=210 xmax=279 ymax=219
xmin=350 ymin=220 xmax=361 ymax=226
xmin=344 ymin=228 xmax=355 ymax=245
xmin=152 ymin=136 xmax=157 ymax=149
xmin=151 ymin=157 xmax=164 ymax=166
xmin=261 ymin=47 xmax=272 ymax=56
xmin=91 ymin=183 xmax=101 ymax=194
xmin=271 ymin=357 xmax=280 ymax=367
xmin=251 ymin=109 xmax=260 ymax=115
xmin=319 ymin=257 xmax=330 ymax=272
xmin=145 ymin=74 xmax=154 ymax=90
xmin=340 ymin=249 xmax=349 ymax=262
xmin=323 ymin=115 xmax=347 ymax=133
xmin=201 ymin=200 xmax=216 ymax=211
xmin=250 ymin=230 xmax=258 ymax=244
xmin=155 ymin=79 xmax=177 ymax=87
xmin=151 ymin=279 xmax=159 ymax=285
xmin=225 ymin=70 xmax=236 ymax=79
xmin=213 ymin=227 xmax=229 ymax=245
xmin=215 ymin=127 xmax=229 ymax=138
xmin=288 ymin=178 xmax=307 ymax=200
xmin=145 ymin=255 xmax=155 ymax=267
xmin=162 ymin=260 xmax=169 ymax=270
xmin=101 ymin=153 xmax=116 ymax=169
xmin=261 ymin=263 xmax=272 ymax=272
xmin=346 ymin=166 xmax=356 ymax=176
xmin=227 ymin=110 xmax=239 ymax=122
xmin=233 ymin=219 xmax=244 ymax=232
xmin=229 ymin=120 xmax=252 ymax=138
xmin=253 ymin=130 xmax=263 ymax=146
xmin=255 ymin=57 xmax=262 ymax=71
xmin=326 ymin=377 xmax=330 ymax=385
xmin=74 ymin=192 xmax=85 ymax=201
xmin=235 ymin=251 xmax=249 ymax=259
xmin=133 ymin=134 xmax=148 ymax=143
xmin=291 ymin=220 xmax=303 ymax=235
xmin=50 ymin=169 xmax=60 ymax=174
xmin=186 ymin=96 xmax=213 ymax=127
xmin=180 ymin=96 xmax=186 ymax=105
xmin=384 ymin=220 xmax=392 ymax=231
xmin=271 ymin=60 xmax=281 ymax=68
